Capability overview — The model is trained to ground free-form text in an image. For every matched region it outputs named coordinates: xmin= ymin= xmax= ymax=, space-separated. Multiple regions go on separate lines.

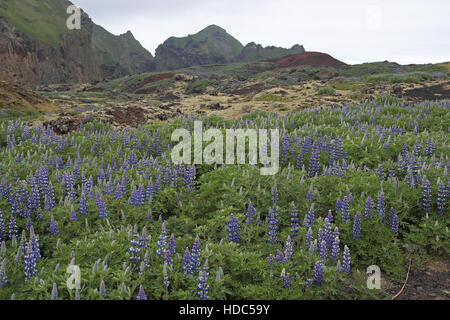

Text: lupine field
xmin=0 ymin=98 xmax=448 ymax=300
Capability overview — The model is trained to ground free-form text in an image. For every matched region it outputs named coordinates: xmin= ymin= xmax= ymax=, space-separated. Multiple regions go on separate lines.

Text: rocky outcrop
xmin=154 ymin=25 xmax=244 ymax=71
xmin=0 ymin=80 xmax=56 ymax=112
xmin=235 ymin=42 xmax=305 ymax=63
xmin=271 ymin=52 xmax=346 ymax=68
xmin=0 ymin=0 xmax=155 ymax=87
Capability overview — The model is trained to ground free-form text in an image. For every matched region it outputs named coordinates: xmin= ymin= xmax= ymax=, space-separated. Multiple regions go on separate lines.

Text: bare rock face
xmin=0 ymin=15 xmax=99 ymax=87
xmin=43 ymin=116 xmax=83 ymax=135
xmin=0 ymin=81 xmax=56 ymax=112
xmin=0 ymin=1 xmax=155 ymax=87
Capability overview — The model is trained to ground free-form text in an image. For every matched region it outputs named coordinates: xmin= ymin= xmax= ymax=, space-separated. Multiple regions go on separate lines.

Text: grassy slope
xmin=237 ymin=43 xmax=305 ymax=62
xmin=91 ymin=25 xmax=154 ymax=69
xmin=0 ymin=0 xmax=74 ymax=46
xmin=158 ymin=25 xmax=244 ymax=70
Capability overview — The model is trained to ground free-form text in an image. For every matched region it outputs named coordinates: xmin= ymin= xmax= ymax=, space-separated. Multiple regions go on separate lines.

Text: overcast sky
xmin=70 ymin=0 xmax=449 ymax=64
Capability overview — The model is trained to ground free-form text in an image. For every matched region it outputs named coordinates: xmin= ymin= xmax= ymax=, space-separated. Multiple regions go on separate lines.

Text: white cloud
xmin=70 ymin=0 xmax=450 ymax=64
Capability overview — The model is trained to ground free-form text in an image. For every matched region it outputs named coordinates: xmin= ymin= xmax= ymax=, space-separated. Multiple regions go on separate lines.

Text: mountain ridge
xmin=0 ymin=0 xmax=155 ymax=86
xmin=0 ymin=1 xmax=309 ymax=86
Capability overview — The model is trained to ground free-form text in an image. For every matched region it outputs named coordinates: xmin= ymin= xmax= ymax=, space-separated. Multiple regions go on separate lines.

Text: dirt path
xmin=388 ymin=256 xmax=449 ymax=300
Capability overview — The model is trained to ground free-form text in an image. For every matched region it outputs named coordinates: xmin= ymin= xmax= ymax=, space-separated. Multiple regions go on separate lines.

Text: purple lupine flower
xmin=267 ymin=206 xmax=279 ymax=244
xmin=284 ymin=236 xmax=294 ymax=261
xmin=388 ymin=165 xmax=396 ymax=178
xmin=29 ymin=182 xmax=40 ymax=211
xmin=137 ymin=184 xmax=146 ymax=206
xmin=197 ymin=260 xmax=210 ymax=300
xmin=340 ymin=196 xmax=350 ymax=224
xmin=281 ymin=269 xmax=292 ymax=288
xmin=331 ymin=236 xmax=340 ymax=261
xmin=51 ymin=283 xmax=58 ymax=300
xmin=319 ymin=240 xmax=328 ymax=260
xmin=156 ymin=222 xmax=168 ymax=259
xmin=326 ymin=210 xmax=334 ymax=224
xmin=437 ymin=180 xmax=447 ymax=215
xmin=305 ymin=228 xmax=314 ymax=249
xmin=296 ymin=149 xmax=304 ymax=170
xmin=424 ymin=138 xmax=435 ymax=157
xmin=332 ymin=137 xmax=344 ymax=161
xmin=303 ymin=203 xmax=315 ymax=230
xmin=377 ymin=188 xmax=385 ymax=221
xmin=246 ymin=200 xmax=255 ymax=225
xmin=183 ymin=248 xmax=192 ymax=275
xmin=305 ymin=278 xmax=313 ymax=289
xmin=421 ymin=176 xmax=432 ymax=213
xmin=342 ymin=245 xmax=351 ymax=274
xmin=163 ymin=262 xmax=170 ymax=290
xmin=49 ymin=215 xmax=59 ymax=236
xmin=364 ymin=196 xmax=374 ymax=220
xmin=267 ymin=254 xmax=275 ymax=271
xmin=104 ymin=180 xmax=114 ymax=195
xmin=353 ymin=212 xmax=362 ymax=240
xmin=63 ymin=174 xmax=77 ymax=201
xmin=79 ymin=190 xmax=88 ymax=216
xmin=113 ymin=184 xmax=123 ymax=200
xmin=8 ymin=216 xmax=18 ymax=240
xmin=0 ymin=210 xmax=5 ymax=241
xmin=168 ymin=235 xmax=176 ymax=256
xmin=24 ymin=242 xmax=37 ymax=281
xmin=313 ymin=261 xmax=323 ymax=285
xmin=271 ymin=182 xmax=278 ymax=204
xmin=318 ymin=228 xmax=325 ymax=248
xmin=227 ymin=214 xmax=240 ymax=244
xmin=100 ymin=280 xmax=107 ymax=298
xmin=96 ymin=194 xmax=108 ymax=220
xmin=290 ymin=203 xmax=299 ymax=239
xmin=308 ymin=144 xmax=320 ymax=178
xmin=44 ymin=181 xmax=55 ymax=211
xmin=128 ymin=238 xmax=141 ymax=264
xmin=281 ymin=132 xmax=289 ymax=165
xmin=306 ymin=183 xmax=314 ymax=202
xmin=377 ymin=165 xmax=385 ymax=180
xmin=413 ymin=141 xmax=421 ymax=157
xmin=146 ymin=208 xmax=153 ymax=221
xmin=190 ymin=236 xmax=202 ymax=274
xmin=388 ymin=207 xmax=395 ymax=226
xmin=70 ymin=205 xmax=78 ymax=222
xmin=136 ymin=285 xmax=147 ymax=300
xmin=323 ymin=217 xmax=333 ymax=248
xmin=0 ymin=258 xmax=8 ymax=287
xmin=402 ymin=143 xmax=409 ymax=159
xmin=128 ymin=150 xmax=138 ymax=166
xmin=391 ymin=214 xmax=399 ymax=234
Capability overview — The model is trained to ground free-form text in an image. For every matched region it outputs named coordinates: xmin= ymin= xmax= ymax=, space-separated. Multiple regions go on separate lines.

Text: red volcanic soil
xmin=272 ymin=52 xmax=346 ymax=68
xmin=127 ymin=73 xmax=174 ymax=93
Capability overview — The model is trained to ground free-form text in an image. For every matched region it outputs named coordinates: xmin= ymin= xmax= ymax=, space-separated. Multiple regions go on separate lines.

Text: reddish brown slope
xmin=272 ymin=51 xmax=346 ymax=68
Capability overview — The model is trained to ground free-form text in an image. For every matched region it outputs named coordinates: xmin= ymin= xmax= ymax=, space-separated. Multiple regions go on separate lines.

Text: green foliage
xmin=0 ymin=98 xmax=448 ymax=301
xmin=255 ymin=94 xmax=292 ymax=103
xmin=363 ymin=72 xmax=434 ymax=84
xmin=317 ymin=86 xmax=336 ymax=95
xmin=186 ymin=79 xmax=211 ymax=94
xmin=0 ymin=0 xmax=74 ymax=46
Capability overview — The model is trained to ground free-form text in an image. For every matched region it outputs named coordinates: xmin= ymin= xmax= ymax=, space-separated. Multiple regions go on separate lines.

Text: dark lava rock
xmin=44 ymin=117 xmax=82 ymax=135
xmin=393 ymin=85 xmax=403 ymax=95
xmin=207 ymin=103 xmax=230 ymax=111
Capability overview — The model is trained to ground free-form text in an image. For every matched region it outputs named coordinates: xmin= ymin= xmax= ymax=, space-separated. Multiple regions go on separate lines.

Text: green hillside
xmin=155 ymin=25 xmax=244 ymax=70
xmin=0 ymin=0 xmax=74 ymax=46
xmin=236 ymin=43 xmax=305 ymax=62
xmin=91 ymin=25 xmax=154 ymax=73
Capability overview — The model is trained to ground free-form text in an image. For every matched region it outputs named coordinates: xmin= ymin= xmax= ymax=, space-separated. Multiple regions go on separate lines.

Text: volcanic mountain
xmin=0 ymin=0 xmax=156 ymax=86
xmin=272 ymin=51 xmax=346 ymax=68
